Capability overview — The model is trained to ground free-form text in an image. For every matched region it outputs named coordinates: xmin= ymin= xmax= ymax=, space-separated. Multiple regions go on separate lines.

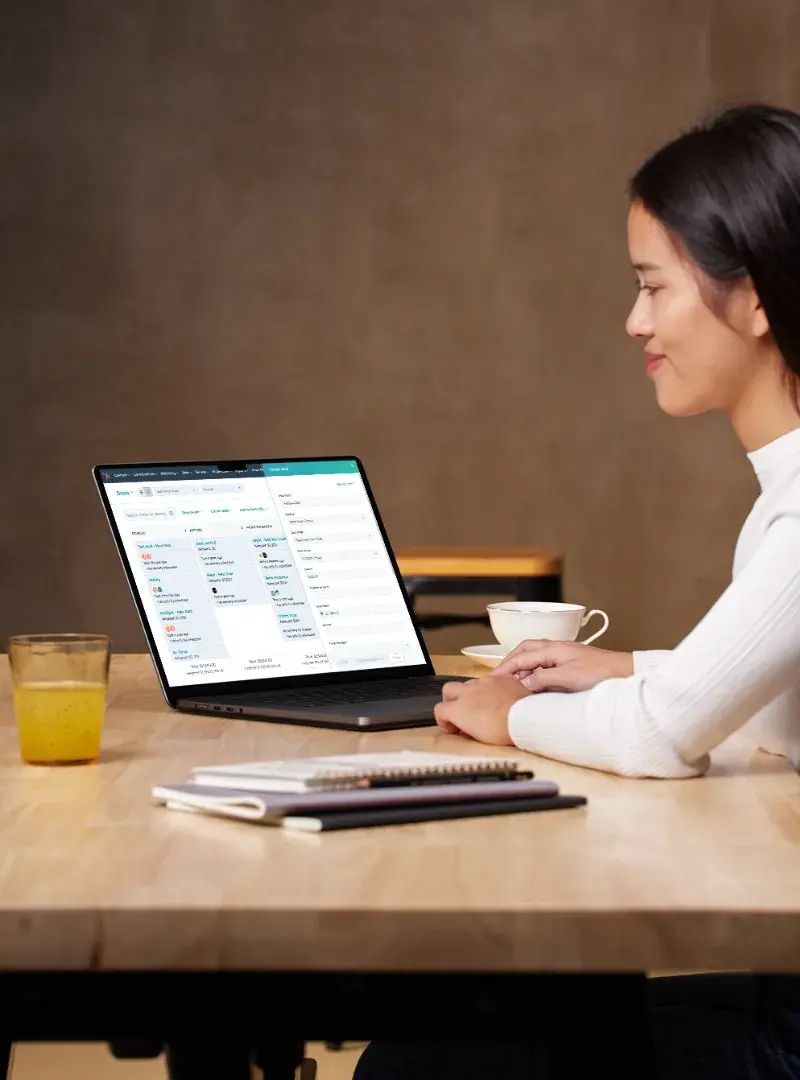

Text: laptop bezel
xmin=94 ymin=456 xmax=436 ymax=707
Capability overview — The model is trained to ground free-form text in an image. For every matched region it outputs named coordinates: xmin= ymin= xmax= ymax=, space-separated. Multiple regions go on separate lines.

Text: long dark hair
xmin=630 ymin=103 xmax=800 ymax=391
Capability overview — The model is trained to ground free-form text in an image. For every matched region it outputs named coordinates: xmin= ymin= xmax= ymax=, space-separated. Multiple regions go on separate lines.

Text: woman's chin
xmin=654 ymin=385 xmax=709 ymax=418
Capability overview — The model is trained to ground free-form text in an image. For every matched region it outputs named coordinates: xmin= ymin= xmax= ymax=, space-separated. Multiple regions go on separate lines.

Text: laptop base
xmin=178 ymin=675 xmax=470 ymax=731
xmin=177 ymin=699 xmax=440 ymax=731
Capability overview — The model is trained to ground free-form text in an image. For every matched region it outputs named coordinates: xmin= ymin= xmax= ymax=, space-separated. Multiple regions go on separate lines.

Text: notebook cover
xmin=283 ymin=794 xmax=588 ymax=832
xmin=153 ymin=777 xmax=559 ymax=819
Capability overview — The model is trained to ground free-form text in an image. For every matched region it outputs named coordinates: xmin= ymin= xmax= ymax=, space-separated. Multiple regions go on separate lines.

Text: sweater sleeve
xmin=508 ymin=508 xmax=800 ymax=778
xmin=632 ymin=649 xmax=673 ymax=673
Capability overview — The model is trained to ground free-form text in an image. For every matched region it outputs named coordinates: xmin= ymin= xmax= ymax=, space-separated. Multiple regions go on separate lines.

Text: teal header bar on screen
xmin=262 ymin=459 xmax=359 ymax=477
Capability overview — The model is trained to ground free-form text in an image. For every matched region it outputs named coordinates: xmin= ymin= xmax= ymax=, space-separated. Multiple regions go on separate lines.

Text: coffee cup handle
xmin=578 ymin=609 xmax=610 ymax=646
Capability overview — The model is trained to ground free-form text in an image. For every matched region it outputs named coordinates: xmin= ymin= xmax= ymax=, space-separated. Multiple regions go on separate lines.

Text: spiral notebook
xmin=190 ymin=750 xmax=531 ymax=794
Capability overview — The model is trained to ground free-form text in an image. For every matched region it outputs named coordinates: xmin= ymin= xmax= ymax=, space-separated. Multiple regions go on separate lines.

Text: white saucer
xmin=460 ymin=644 xmax=508 ymax=669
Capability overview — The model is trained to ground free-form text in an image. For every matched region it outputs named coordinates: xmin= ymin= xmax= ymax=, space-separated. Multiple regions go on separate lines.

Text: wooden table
xmin=2 ymin=655 xmax=799 ymax=1075
xmin=1 ymin=653 xmax=799 ymax=975
xmin=397 ymin=546 xmax=563 ymax=630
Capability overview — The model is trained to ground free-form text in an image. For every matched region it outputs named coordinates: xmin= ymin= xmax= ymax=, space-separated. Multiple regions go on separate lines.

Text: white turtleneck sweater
xmin=508 ymin=427 xmax=800 ymax=778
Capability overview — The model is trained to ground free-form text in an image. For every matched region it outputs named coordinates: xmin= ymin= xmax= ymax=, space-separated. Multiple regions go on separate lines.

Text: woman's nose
xmin=625 ymin=294 xmax=652 ymax=339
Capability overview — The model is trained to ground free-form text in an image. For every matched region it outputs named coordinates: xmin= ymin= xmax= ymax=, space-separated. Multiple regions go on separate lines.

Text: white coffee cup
xmin=487 ymin=602 xmax=610 ymax=652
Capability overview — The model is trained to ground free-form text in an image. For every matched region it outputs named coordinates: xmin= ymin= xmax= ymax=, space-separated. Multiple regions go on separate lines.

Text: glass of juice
xmin=8 ymin=634 xmax=110 ymax=765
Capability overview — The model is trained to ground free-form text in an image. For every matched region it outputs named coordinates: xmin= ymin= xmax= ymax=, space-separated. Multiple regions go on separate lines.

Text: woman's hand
xmin=490 ymin=640 xmax=633 ymax=693
xmin=434 ymin=677 xmax=530 ymax=745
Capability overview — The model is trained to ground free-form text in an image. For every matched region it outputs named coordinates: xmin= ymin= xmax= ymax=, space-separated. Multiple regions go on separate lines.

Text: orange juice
xmin=13 ymin=681 xmax=106 ymax=764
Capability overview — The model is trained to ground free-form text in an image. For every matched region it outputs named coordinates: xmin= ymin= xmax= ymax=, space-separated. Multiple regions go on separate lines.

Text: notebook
xmin=190 ymin=750 xmax=531 ymax=793
xmin=152 ymin=779 xmax=586 ymax=831
xmin=287 ymin=796 xmax=588 ymax=832
xmin=153 ymin=777 xmax=560 ymax=823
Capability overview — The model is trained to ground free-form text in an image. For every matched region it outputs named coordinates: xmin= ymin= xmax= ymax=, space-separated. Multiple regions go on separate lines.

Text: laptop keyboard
xmin=231 ymin=676 xmax=453 ymax=708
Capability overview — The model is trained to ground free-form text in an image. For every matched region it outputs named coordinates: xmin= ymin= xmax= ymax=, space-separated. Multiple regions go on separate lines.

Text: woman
xmin=435 ymin=102 xmax=800 ymax=780
xmin=356 ymin=104 xmax=800 ymax=1078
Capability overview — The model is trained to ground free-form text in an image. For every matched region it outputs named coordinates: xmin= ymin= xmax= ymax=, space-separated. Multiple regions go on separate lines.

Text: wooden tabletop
xmin=395 ymin=547 xmax=562 ymax=577
xmin=1 ymin=654 xmax=799 ymax=973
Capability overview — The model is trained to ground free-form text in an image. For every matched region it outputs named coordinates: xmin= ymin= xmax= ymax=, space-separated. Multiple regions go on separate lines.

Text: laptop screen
xmin=97 ymin=458 xmax=426 ymax=688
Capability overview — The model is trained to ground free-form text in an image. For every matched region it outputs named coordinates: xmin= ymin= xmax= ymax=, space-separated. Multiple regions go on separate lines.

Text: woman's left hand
xmin=491 ymin=640 xmax=633 ymax=692
xmin=434 ymin=676 xmax=531 ymax=745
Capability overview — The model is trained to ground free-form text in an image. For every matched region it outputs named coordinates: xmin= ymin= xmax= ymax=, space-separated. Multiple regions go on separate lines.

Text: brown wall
xmin=1 ymin=0 xmax=797 ymax=654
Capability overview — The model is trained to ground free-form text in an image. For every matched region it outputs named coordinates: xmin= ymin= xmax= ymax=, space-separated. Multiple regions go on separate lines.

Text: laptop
xmin=94 ymin=456 xmax=467 ymax=730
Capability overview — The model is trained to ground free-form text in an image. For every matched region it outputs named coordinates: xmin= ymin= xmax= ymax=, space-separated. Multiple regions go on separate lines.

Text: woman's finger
xmin=442 ymin=680 xmax=468 ymax=701
xmin=492 ymin=643 xmax=569 ymax=678
xmin=495 ymin=639 xmax=548 ymax=665
xmin=433 ymin=701 xmax=460 ymax=733
xmin=523 ymin=664 xmax=578 ymax=693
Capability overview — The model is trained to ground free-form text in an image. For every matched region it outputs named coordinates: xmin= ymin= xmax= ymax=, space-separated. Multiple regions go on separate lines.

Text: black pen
xmin=360 ymin=770 xmax=534 ymax=789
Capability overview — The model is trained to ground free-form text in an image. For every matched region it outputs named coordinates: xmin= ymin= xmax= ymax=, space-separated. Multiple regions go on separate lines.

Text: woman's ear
xmin=746 ymin=280 xmax=771 ymax=340
xmin=752 ymin=302 xmax=770 ymax=339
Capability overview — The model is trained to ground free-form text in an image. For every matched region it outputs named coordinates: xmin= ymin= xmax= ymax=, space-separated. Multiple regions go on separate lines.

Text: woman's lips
xmin=645 ymin=353 xmax=666 ymax=376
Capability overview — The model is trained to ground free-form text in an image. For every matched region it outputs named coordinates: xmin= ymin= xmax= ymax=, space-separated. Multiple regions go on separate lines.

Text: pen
xmin=360 ymin=770 xmax=534 ymax=789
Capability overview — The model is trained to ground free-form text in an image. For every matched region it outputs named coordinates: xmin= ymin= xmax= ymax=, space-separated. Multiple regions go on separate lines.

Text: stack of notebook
xmin=152 ymin=751 xmax=587 ymax=832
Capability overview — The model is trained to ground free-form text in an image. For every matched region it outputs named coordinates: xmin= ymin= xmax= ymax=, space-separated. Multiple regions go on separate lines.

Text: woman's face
xmin=626 ymin=200 xmax=766 ymax=418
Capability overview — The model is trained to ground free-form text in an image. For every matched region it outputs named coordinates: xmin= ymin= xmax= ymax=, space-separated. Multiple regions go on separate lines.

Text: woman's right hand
xmin=490 ymin=640 xmax=634 ymax=693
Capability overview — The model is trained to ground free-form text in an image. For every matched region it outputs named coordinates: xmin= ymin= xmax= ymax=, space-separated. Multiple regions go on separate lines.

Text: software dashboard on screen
xmin=98 ymin=459 xmax=425 ymax=687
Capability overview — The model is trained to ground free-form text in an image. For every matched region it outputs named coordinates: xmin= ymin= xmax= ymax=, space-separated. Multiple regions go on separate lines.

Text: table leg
xmin=253 ymin=1040 xmax=307 ymax=1080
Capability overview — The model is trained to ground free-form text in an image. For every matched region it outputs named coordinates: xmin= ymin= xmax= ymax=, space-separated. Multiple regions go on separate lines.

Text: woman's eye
xmin=638 ymin=283 xmax=660 ymax=296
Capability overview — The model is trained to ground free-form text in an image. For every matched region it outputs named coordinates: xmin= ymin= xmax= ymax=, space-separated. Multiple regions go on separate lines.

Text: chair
xmin=396 ymin=547 xmax=563 ymax=630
